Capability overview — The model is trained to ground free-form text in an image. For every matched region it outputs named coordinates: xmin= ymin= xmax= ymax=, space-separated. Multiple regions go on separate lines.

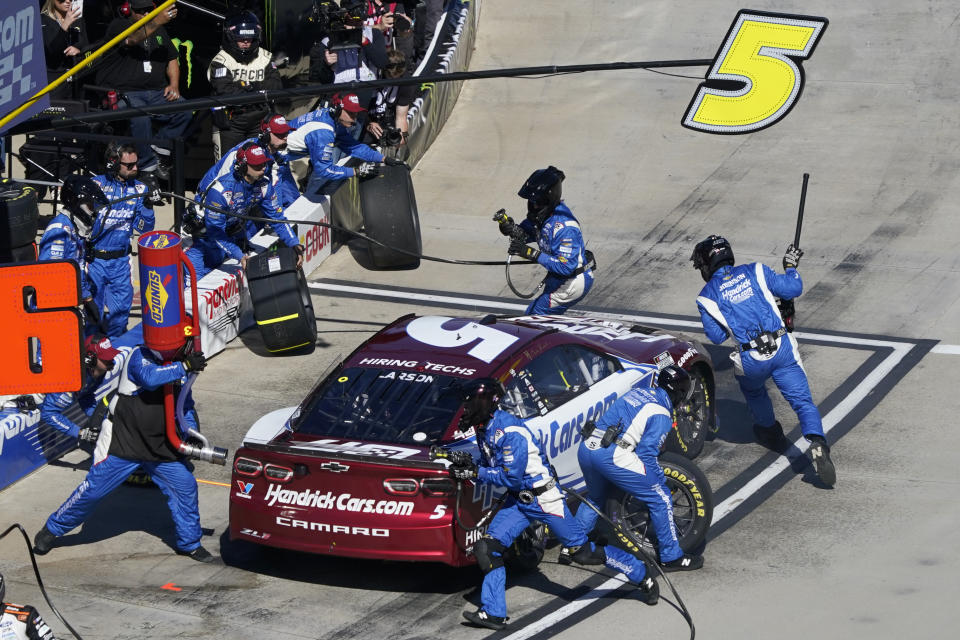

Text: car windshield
xmin=290 ymin=367 xmax=466 ymax=444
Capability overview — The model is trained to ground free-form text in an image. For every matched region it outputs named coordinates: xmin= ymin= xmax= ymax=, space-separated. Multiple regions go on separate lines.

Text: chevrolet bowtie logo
xmin=320 ymin=461 xmax=350 ymax=473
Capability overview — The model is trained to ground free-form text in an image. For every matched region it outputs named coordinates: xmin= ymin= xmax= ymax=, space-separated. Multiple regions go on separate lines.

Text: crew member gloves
xmin=449 ymin=464 xmax=478 ymax=481
xmin=182 ymin=351 xmax=208 ymax=373
xmin=509 ymin=239 xmax=541 ymax=261
xmin=355 ymin=162 xmax=379 ymax=179
xmin=382 ymin=156 xmax=405 ymax=167
xmin=783 ymin=244 xmax=803 ymax=270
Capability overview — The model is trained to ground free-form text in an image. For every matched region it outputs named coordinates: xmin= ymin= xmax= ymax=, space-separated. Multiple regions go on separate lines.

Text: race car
xmin=229 ymin=313 xmax=715 ymax=567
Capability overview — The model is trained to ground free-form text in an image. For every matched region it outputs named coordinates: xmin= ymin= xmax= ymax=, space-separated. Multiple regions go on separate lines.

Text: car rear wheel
xmin=663 ymin=366 xmax=712 ymax=459
xmin=604 ymin=452 xmax=713 ymax=558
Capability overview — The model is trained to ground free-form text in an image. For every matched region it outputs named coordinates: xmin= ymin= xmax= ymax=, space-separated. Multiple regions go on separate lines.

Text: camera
xmin=379 ymin=125 xmax=404 ymax=147
xmin=307 ymin=0 xmax=364 ymax=51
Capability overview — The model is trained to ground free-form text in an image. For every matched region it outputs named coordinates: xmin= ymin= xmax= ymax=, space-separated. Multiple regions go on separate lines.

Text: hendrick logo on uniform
xmin=0 ymin=1 xmax=49 ymax=133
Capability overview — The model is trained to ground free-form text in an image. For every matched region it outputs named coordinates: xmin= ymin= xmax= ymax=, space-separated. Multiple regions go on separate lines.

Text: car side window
xmin=505 ymin=345 xmax=621 ymax=415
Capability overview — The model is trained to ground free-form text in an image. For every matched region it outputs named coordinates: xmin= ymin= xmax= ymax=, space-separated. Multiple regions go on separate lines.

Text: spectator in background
xmin=365 ymin=0 xmax=415 ymax=61
xmin=208 ymin=11 xmax=284 ymax=160
xmin=310 ymin=0 xmax=386 ymax=114
xmin=286 ymin=93 xmax=401 ymax=202
xmin=414 ymin=0 xmax=444 ymax=65
xmin=365 ymin=49 xmax=414 ymax=145
xmin=40 ymin=0 xmax=90 ymax=99
xmin=93 ymin=0 xmax=189 ymax=183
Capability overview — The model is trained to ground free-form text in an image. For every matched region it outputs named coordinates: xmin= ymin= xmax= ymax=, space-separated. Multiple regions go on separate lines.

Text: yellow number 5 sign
xmin=683 ymin=10 xmax=828 ymax=134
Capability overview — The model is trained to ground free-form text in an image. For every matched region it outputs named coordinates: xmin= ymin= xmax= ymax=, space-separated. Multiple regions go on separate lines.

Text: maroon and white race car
xmin=229 ymin=314 xmax=715 ymax=566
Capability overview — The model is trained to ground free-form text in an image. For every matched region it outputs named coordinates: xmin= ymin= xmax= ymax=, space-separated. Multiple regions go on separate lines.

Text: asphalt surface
xmin=3 ymin=1 xmax=959 ymax=639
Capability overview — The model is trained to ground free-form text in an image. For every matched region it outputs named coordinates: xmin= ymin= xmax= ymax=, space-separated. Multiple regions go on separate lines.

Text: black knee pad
xmin=473 ymin=536 xmax=506 ymax=573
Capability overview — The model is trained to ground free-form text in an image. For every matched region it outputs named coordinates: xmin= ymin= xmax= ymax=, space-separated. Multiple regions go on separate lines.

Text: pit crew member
xmin=498 ymin=166 xmax=595 ymax=315
xmin=691 ymin=235 xmax=835 ymax=486
xmin=454 ymin=379 xmax=658 ymax=631
xmin=34 ymin=343 xmax=214 ymax=562
xmin=573 ymin=366 xmax=704 ymax=571
xmin=186 ymin=143 xmax=303 ymax=280
xmin=197 ymin=114 xmax=300 ymax=212
xmin=39 ymin=335 xmax=118 ymax=443
xmin=286 ymin=92 xmax=402 ymax=202
xmin=89 ymin=143 xmax=155 ymax=337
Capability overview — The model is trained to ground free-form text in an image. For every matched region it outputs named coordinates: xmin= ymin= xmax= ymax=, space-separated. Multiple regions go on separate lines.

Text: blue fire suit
xmin=696 ymin=263 xmax=825 ymax=439
xmin=37 ymin=213 xmax=92 ymax=300
xmin=186 ymin=171 xmax=300 ymax=280
xmin=576 ymin=385 xmax=684 ymax=563
xmin=519 ymin=203 xmax=594 ymax=315
xmin=475 ymin=410 xmax=647 ymax=619
xmin=198 ymin=138 xmax=301 ymax=212
xmin=39 ymin=382 xmax=100 ymax=440
xmin=286 ymin=108 xmax=384 ymax=202
xmin=44 ymin=347 xmax=203 ymax=553
xmin=89 ymin=174 xmax=155 ymax=337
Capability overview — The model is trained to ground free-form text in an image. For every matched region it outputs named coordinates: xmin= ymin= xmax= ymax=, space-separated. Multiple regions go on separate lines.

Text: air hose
xmin=0 ymin=524 xmax=84 ymax=640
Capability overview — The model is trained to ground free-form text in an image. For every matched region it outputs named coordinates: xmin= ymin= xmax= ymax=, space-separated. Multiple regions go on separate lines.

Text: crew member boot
xmin=807 ymin=435 xmax=836 ymax=486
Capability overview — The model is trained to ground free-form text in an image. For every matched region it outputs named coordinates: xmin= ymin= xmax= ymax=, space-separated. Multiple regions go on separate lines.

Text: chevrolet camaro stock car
xmin=229 ymin=314 xmax=716 ymax=566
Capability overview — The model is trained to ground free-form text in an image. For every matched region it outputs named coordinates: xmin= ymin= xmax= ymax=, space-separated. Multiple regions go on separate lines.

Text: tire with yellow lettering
xmin=664 ymin=366 xmax=713 ymax=459
xmin=358 ymin=165 xmax=422 ymax=269
xmin=605 ymin=452 xmax=713 ymax=556
xmin=505 ymin=522 xmax=546 ymax=572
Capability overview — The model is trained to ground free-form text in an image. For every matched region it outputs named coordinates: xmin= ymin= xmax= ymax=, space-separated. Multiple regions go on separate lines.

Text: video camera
xmin=379 ymin=124 xmax=405 ymax=147
xmin=307 ymin=0 xmax=364 ymax=51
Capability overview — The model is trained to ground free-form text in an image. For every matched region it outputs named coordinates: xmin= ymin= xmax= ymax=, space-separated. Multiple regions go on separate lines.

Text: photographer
xmin=364 ymin=49 xmax=414 ymax=146
xmin=208 ymin=11 xmax=284 ymax=160
xmin=309 ymin=0 xmax=387 ymax=111
xmin=364 ymin=0 xmax=415 ymax=61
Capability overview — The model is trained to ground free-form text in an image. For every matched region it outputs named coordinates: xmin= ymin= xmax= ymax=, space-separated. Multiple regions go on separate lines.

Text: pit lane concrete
xmin=3 ymin=0 xmax=960 ymax=638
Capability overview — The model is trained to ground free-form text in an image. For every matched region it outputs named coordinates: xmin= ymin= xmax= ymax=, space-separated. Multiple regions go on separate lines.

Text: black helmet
xmin=657 ymin=365 xmax=691 ymax=408
xmin=222 ymin=11 xmax=262 ymax=64
xmin=690 ymin=234 xmax=735 ymax=282
xmin=60 ymin=175 xmax=108 ymax=228
xmin=518 ymin=166 xmax=565 ymax=227
xmin=459 ymin=378 xmax=505 ymax=430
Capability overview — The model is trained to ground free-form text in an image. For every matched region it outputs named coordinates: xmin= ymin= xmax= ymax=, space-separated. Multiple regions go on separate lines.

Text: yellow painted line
xmin=256 ymin=313 xmax=299 ymax=326
xmin=197 ymin=479 xmax=230 ymax=488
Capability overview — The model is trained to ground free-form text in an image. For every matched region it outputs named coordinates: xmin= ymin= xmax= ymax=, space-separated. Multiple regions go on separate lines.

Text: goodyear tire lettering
xmin=684 ymin=11 xmax=828 ymax=134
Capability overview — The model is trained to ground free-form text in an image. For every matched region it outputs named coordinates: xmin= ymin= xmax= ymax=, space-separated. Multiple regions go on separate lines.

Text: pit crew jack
xmin=468 ymin=409 xmax=652 ymax=625
xmin=89 ymin=173 xmax=154 ymax=337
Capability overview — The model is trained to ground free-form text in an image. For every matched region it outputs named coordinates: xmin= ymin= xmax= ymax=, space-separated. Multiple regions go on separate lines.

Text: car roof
xmin=340 ymin=314 xmax=672 ymax=378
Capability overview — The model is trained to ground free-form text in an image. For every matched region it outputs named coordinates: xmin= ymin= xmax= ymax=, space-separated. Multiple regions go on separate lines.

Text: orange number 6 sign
xmin=0 ymin=262 xmax=83 ymax=394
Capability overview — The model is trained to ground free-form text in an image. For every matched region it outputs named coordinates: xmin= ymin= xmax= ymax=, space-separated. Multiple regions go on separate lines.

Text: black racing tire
xmin=663 ymin=365 xmax=712 ymax=459
xmin=246 ymin=246 xmax=317 ymax=355
xmin=504 ymin=522 xmax=546 ymax=572
xmin=0 ymin=180 xmax=39 ymax=251
xmin=605 ymin=452 xmax=713 ymax=558
xmin=358 ymin=165 xmax=421 ymax=269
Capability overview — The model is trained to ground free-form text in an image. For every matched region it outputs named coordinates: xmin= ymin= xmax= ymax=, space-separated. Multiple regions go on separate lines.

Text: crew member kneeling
xmin=454 ymin=379 xmax=658 ymax=631
xmin=186 ymin=143 xmax=304 ymax=280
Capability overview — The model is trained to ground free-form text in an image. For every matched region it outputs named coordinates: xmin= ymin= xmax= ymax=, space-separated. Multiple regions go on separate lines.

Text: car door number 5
xmin=406 ymin=316 xmax=519 ymax=364
xmin=683 ymin=11 xmax=828 ymax=134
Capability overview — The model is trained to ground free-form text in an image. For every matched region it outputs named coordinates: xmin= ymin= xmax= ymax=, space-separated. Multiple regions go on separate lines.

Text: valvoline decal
xmin=548 ymin=391 xmax=618 ymax=459
xmin=141 ymin=263 xmax=181 ymax=328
